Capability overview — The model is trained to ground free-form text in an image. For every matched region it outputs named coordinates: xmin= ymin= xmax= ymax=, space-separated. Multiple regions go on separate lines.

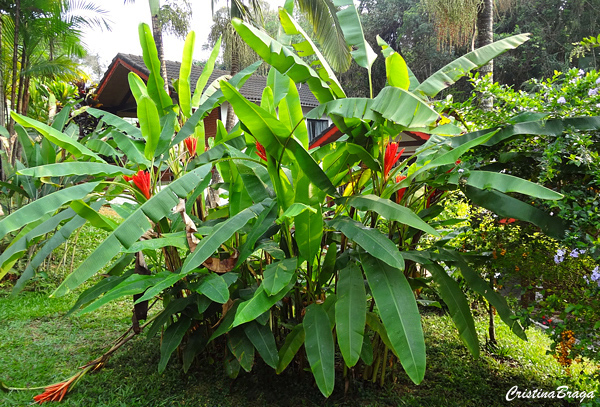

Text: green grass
xmin=1 ymin=222 xmax=598 ymax=406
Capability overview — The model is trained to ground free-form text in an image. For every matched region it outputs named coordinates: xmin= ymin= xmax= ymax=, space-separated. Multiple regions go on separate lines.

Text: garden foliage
xmin=0 ymin=4 xmax=596 ymax=399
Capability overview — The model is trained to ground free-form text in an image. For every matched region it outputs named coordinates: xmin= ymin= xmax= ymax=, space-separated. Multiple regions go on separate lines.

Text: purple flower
xmin=569 ymin=249 xmax=580 ymax=258
xmin=596 ymin=77 xmax=600 ymax=85
xmin=557 ymin=96 xmax=566 ymax=104
xmin=578 ymin=69 xmax=585 ymax=76
xmin=591 ymin=266 xmax=600 ymax=282
xmin=557 ymin=249 xmax=565 ymax=256
xmin=554 ymin=254 xmax=564 ymax=264
xmin=589 ymin=88 xmax=598 ymax=97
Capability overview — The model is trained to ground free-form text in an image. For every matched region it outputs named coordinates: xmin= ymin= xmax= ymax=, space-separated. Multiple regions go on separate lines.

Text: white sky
xmin=81 ymin=0 xmax=284 ymax=71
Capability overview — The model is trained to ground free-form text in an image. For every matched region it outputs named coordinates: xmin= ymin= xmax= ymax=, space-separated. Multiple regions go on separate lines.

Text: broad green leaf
xmin=340 ymin=194 xmax=440 ymax=237
xmin=0 ymin=182 xmax=99 ymax=237
xmin=236 ymin=201 xmax=278 ymax=267
xmin=335 ymin=262 xmax=366 ymax=367
xmin=276 ymin=323 xmax=305 ymax=374
xmin=439 ymin=249 xmax=527 ymax=341
xmin=333 ymin=0 xmax=377 ymax=72
xmin=306 ymin=97 xmax=377 ymax=123
xmin=371 ymin=86 xmax=438 ymax=128
xmin=221 ymin=82 xmax=338 ymax=197
xmin=18 ymin=163 xmax=133 ymax=178
xmin=127 ymin=77 xmax=162 ymax=161
xmin=70 ymin=200 xmax=118 ymax=231
xmin=304 ymin=303 xmax=335 ymax=397
xmin=197 ymin=273 xmax=230 ymax=304
xmin=415 ymin=34 xmax=530 ymax=97
xmin=67 ymin=269 xmax=136 ymax=316
xmin=233 ymin=280 xmax=295 ymax=327
xmin=377 ymin=35 xmax=409 ymax=90
xmin=111 ymin=131 xmax=151 ymax=168
xmin=11 ymin=112 xmax=104 ymax=162
xmin=86 ymin=139 xmax=121 ymax=159
xmin=361 ymin=253 xmax=426 ymax=384
xmin=421 ymin=260 xmax=479 ymax=358
xmin=53 ymin=165 xmax=212 ymax=296
xmin=133 ymin=272 xmax=185 ymax=304
xmin=278 ymin=8 xmax=346 ymax=99
xmin=123 ymin=233 xmax=188 ymax=253
xmin=159 ymin=317 xmax=192 ymax=373
xmin=228 ymin=328 xmax=255 ymax=372
xmin=293 ymin=173 xmax=324 ymax=263
xmin=79 ymin=273 xmax=165 ymax=314
xmin=179 ymin=31 xmax=195 ymax=118
xmin=464 ymin=185 xmax=566 ymax=239
xmin=262 ymin=258 xmax=297 ymax=296
xmin=231 ymin=18 xmax=336 ymax=104
xmin=328 ymin=217 xmax=404 ymax=270
xmin=138 ymin=23 xmax=172 ymax=114
xmin=276 ymin=203 xmax=316 ymax=224
xmin=147 ymin=296 xmax=197 ymax=339
xmin=183 ymin=330 xmax=208 ymax=373
xmin=278 ymin=76 xmax=310 ymax=149
xmin=181 ymin=200 xmax=271 ymax=274
xmin=244 ymin=321 xmax=279 ymax=369
xmin=87 ymin=108 xmax=142 ymax=138
xmin=466 ymin=171 xmax=562 ymax=200
xmin=192 ymin=36 xmax=222 ymax=108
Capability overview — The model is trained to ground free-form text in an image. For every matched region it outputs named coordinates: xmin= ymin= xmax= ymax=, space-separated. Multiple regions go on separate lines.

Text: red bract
xmin=184 ymin=137 xmax=197 ymax=157
xmin=395 ymin=175 xmax=407 ymax=204
xmin=384 ymin=142 xmax=404 ymax=179
xmin=499 ymin=218 xmax=517 ymax=224
xmin=33 ymin=377 xmax=75 ymax=404
xmin=125 ymin=170 xmax=151 ymax=200
xmin=255 ymin=142 xmax=267 ymax=162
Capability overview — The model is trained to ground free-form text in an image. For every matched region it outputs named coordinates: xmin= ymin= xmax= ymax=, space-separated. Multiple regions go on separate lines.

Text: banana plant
xmin=2 ymin=8 xmax=595 ymax=403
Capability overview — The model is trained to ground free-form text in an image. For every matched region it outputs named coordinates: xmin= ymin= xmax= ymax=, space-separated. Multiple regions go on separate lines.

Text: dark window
xmin=307 ymin=119 xmax=329 ymax=142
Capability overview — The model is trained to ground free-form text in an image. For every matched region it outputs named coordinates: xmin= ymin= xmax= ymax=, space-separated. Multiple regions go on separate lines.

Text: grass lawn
xmin=1 ymin=223 xmax=598 ymax=406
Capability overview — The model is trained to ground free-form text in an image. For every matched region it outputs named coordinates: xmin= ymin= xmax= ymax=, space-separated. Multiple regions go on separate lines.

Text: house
xmin=96 ymin=53 xmax=329 ymax=145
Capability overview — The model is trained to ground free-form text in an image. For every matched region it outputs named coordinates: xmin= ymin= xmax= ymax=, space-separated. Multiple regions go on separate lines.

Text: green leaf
xmin=123 ymin=233 xmax=188 ymax=253
xmin=414 ymin=34 xmax=530 ymax=97
xmin=231 ymin=18 xmax=336 ymax=104
xmin=278 ymin=8 xmax=346 ymax=99
xmin=422 ymin=261 xmax=479 ymax=358
xmin=333 ymin=0 xmax=377 ymax=72
xmin=67 ymin=269 xmax=136 ymax=316
xmin=244 ymin=321 xmax=279 ymax=369
xmin=18 ymin=163 xmax=133 ymax=178
xmin=304 ymin=303 xmax=335 ymax=397
xmin=464 ymin=185 xmax=566 ymax=239
xmin=111 ymin=131 xmax=151 ymax=168
xmin=87 ymin=108 xmax=142 ymax=138
xmin=192 ymin=36 xmax=222 ymax=108
xmin=340 ymin=194 xmax=440 ymax=237
xmin=159 ymin=317 xmax=192 ymax=373
xmin=147 ymin=296 xmax=196 ymax=339
xmin=179 ymin=31 xmax=195 ymax=118
xmin=328 ymin=217 xmax=404 ymax=270
xmin=70 ymin=200 xmax=118 ymax=232
xmin=236 ymin=201 xmax=278 ymax=267
xmin=440 ymin=249 xmax=527 ymax=341
xmin=335 ymin=262 xmax=366 ymax=367
xmin=371 ymin=86 xmax=438 ymax=128
xmin=377 ymin=35 xmax=409 ymax=90
xmin=197 ymin=273 xmax=230 ymax=304
xmin=228 ymin=328 xmax=255 ymax=372
xmin=11 ymin=112 xmax=104 ymax=162
xmin=276 ymin=203 xmax=316 ymax=224
xmin=79 ymin=273 xmax=165 ymax=314
xmin=53 ymin=165 xmax=212 ymax=296
xmin=233 ymin=280 xmax=295 ymax=328
xmin=181 ymin=201 xmax=270 ymax=274
xmin=262 ymin=258 xmax=298 ymax=296
xmin=276 ymin=323 xmax=305 ymax=374
xmin=0 ymin=182 xmax=99 ymax=237
xmin=138 ymin=23 xmax=172 ymax=114
xmin=466 ymin=171 xmax=562 ymax=200
xmin=361 ymin=253 xmax=426 ymax=384
xmin=133 ymin=272 xmax=185 ymax=304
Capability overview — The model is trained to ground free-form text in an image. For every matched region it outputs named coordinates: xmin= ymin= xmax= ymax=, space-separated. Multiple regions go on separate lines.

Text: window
xmin=307 ymin=119 xmax=329 ymax=142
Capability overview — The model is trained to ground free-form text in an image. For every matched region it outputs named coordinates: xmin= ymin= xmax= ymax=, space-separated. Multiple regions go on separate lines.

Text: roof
xmin=96 ymin=53 xmax=319 ymax=117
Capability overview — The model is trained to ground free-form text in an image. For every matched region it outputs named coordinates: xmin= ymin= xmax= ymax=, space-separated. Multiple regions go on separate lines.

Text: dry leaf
xmin=173 ymin=198 xmax=200 ymax=252
xmin=203 ymin=250 xmax=239 ymax=273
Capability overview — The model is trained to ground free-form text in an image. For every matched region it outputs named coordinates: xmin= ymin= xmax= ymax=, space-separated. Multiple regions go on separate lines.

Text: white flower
xmin=557 ymin=96 xmax=567 ymax=104
xmin=578 ymin=69 xmax=585 ymax=76
xmin=589 ymin=88 xmax=598 ymax=97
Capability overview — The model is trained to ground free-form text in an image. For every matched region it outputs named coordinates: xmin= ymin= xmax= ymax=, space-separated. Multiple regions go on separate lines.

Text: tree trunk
xmin=0 ymin=15 xmax=5 ymax=128
xmin=150 ymin=3 xmax=169 ymax=92
xmin=477 ymin=0 xmax=494 ymax=110
xmin=8 ymin=0 xmax=20 ymax=142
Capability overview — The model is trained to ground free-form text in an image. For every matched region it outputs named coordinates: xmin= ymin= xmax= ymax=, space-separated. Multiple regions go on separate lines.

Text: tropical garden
xmin=0 ymin=0 xmax=599 ymax=406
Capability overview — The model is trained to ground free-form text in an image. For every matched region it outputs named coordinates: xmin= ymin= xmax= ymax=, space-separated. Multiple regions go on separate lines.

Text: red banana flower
xmin=184 ymin=137 xmax=197 ymax=157
xmin=384 ymin=142 xmax=405 ymax=179
xmin=395 ymin=175 xmax=407 ymax=204
xmin=255 ymin=141 xmax=267 ymax=162
xmin=124 ymin=170 xmax=151 ymax=200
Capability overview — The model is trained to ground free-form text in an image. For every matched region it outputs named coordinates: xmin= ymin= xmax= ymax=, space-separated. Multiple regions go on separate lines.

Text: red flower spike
xmin=395 ymin=175 xmax=407 ymax=204
xmin=384 ymin=142 xmax=404 ymax=179
xmin=127 ymin=170 xmax=152 ymax=200
xmin=184 ymin=137 xmax=197 ymax=157
xmin=499 ymin=218 xmax=516 ymax=224
xmin=255 ymin=142 xmax=267 ymax=162
xmin=33 ymin=377 xmax=75 ymax=404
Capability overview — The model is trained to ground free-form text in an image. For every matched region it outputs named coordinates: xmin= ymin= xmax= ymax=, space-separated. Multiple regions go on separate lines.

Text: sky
xmin=80 ymin=0 xmax=284 ymax=76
